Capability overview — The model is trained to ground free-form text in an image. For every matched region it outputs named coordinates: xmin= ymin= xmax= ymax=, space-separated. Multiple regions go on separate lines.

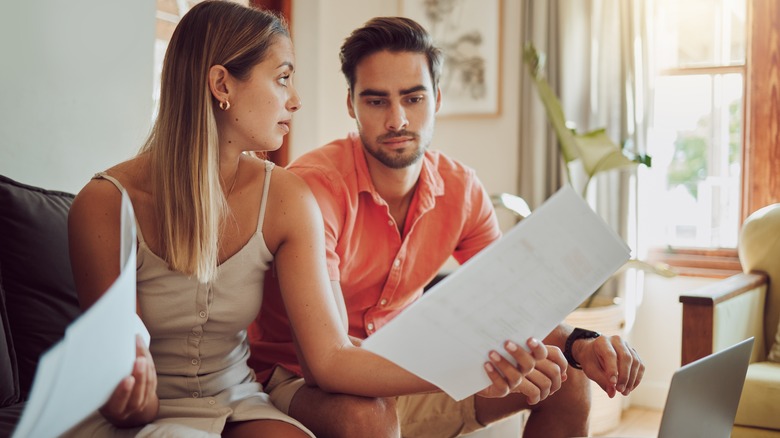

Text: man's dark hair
xmin=339 ymin=16 xmax=443 ymax=94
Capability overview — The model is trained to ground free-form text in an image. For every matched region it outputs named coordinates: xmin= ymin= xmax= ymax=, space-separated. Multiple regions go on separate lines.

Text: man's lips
xmin=380 ymin=134 xmax=416 ymax=148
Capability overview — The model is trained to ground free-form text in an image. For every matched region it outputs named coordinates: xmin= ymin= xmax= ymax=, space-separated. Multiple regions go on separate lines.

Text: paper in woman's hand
xmin=13 ymin=190 xmax=145 ymax=438
xmin=362 ymin=186 xmax=630 ymax=401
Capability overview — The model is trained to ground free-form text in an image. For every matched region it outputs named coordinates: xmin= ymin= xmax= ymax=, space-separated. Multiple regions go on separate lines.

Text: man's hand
xmin=477 ymin=338 xmax=547 ymax=398
xmin=572 ymin=334 xmax=644 ymax=398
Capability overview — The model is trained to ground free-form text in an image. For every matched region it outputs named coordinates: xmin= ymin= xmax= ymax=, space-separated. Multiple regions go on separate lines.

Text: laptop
xmin=657 ymin=337 xmax=754 ymax=438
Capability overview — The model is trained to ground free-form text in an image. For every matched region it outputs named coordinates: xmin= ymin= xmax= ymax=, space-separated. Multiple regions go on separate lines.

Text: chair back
xmin=738 ymin=203 xmax=780 ymax=358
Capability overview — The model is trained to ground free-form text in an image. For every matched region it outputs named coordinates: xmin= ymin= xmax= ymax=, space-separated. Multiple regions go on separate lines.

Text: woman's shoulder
xmin=71 ymin=156 xmax=149 ymax=219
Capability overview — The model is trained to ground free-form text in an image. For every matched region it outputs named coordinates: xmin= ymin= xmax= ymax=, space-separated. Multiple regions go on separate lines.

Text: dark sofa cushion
xmin=0 ymin=175 xmax=82 ymax=399
xmin=0 ymin=266 xmax=20 ymax=408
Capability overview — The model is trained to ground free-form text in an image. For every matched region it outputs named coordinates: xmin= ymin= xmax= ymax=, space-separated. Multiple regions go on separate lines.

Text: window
xmin=640 ymin=0 xmax=746 ymax=253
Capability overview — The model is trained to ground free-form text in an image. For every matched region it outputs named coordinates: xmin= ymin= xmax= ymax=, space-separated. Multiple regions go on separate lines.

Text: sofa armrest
xmin=680 ymin=272 xmax=768 ymax=365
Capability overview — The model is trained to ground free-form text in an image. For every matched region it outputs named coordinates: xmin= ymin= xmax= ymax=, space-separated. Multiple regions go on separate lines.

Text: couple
xmin=66 ymin=1 xmax=644 ymax=437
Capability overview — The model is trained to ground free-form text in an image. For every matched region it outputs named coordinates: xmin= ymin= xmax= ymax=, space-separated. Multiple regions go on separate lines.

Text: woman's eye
xmin=277 ymin=75 xmax=289 ymax=86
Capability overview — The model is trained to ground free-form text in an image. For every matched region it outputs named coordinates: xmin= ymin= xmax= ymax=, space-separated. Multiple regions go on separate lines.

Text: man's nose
xmin=385 ymin=104 xmax=408 ymax=131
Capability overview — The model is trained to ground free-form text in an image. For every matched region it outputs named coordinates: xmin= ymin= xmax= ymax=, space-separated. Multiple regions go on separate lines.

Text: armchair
xmin=680 ymin=203 xmax=780 ymax=438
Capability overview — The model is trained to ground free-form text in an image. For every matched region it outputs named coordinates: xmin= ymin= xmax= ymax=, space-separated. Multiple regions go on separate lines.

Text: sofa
xmin=0 ymin=174 xmax=83 ymax=437
xmin=680 ymin=203 xmax=780 ymax=438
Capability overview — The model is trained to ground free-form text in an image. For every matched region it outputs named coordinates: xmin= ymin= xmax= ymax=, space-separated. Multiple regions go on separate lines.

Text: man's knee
xmin=333 ymin=396 xmax=399 ymax=437
xmin=291 ymin=392 xmax=399 ymax=438
xmin=551 ymin=368 xmax=592 ymax=417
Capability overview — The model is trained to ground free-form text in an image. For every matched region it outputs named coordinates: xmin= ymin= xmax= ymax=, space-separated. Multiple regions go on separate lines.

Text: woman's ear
xmin=208 ymin=65 xmax=230 ymax=103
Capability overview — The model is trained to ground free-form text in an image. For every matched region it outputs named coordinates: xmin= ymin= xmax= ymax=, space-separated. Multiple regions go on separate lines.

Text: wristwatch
xmin=564 ymin=327 xmax=601 ymax=369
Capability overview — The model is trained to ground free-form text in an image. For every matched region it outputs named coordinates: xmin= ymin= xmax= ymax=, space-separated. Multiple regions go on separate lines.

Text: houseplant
xmin=523 ymin=43 xmax=673 ymax=435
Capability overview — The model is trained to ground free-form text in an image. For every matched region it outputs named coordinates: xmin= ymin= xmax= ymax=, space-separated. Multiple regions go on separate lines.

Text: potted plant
xmin=522 ymin=43 xmax=674 ymax=435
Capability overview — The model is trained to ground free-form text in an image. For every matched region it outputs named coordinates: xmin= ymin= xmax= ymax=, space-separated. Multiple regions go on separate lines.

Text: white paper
xmin=13 ymin=190 xmax=148 ymax=438
xmin=362 ymin=185 xmax=630 ymax=401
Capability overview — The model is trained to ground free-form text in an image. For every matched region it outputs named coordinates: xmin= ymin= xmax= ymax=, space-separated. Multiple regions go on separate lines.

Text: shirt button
xmin=387 ymin=220 xmax=393 ymax=226
xmin=192 ymin=392 xmax=200 ymax=398
xmin=199 ymin=311 xmax=207 ymax=318
xmin=208 ymin=399 xmax=216 ymax=405
xmin=393 ymin=259 xmax=401 ymax=268
xmin=380 ymin=299 xmax=388 ymax=306
xmin=367 ymin=322 xmax=375 ymax=331
xmin=191 ymin=359 xmax=199 ymax=365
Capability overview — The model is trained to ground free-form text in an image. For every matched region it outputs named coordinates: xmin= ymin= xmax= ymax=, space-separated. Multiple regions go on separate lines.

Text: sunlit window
xmin=640 ymin=0 xmax=745 ymax=250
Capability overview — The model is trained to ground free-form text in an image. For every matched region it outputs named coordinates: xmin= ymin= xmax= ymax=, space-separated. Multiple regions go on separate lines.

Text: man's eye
xmin=367 ymin=99 xmax=384 ymax=106
xmin=408 ymin=96 xmax=424 ymax=103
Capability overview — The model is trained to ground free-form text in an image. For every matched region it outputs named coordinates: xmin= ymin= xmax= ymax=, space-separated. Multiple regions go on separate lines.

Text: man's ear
xmin=346 ymin=89 xmax=356 ymax=119
xmin=434 ymin=85 xmax=442 ymax=113
xmin=208 ymin=65 xmax=230 ymax=103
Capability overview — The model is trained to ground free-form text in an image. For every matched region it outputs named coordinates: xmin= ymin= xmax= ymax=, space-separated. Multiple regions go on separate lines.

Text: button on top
xmin=380 ymin=298 xmax=388 ymax=306
xmin=192 ymin=392 xmax=199 ymax=398
xmin=199 ymin=310 xmax=207 ymax=318
xmin=393 ymin=259 xmax=401 ymax=268
xmin=208 ymin=399 xmax=216 ymax=405
xmin=367 ymin=322 xmax=375 ymax=331
xmin=387 ymin=220 xmax=393 ymax=226
xmin=191 ymin=359 xmax=199 ymax=366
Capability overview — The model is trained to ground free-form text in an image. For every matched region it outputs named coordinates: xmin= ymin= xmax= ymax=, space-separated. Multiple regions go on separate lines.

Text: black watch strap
xmin=564 ymin=327 xmax=600 ymax=369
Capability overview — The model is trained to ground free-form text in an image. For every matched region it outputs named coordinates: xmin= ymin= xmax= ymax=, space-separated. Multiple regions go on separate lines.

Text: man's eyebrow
xmin=358 ymin=88 xmax=389 ymax=97
xmin=400 ymin=85 xmax=427 ymax=95
xmin=358 ymin=85 xmax=428 ymax=97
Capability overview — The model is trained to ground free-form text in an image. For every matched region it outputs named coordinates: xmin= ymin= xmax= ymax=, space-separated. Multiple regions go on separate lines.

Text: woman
xmin=67 ymin=1 xmax=545 ymax=436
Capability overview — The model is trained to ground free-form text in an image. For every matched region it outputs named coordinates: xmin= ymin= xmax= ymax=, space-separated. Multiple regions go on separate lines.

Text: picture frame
xmin=399 ymin=0 xmax=502 ymax=117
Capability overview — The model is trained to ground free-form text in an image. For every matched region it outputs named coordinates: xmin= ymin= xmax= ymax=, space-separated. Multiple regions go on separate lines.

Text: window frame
xmin=651 ymin=0 xmax=780 ymax=277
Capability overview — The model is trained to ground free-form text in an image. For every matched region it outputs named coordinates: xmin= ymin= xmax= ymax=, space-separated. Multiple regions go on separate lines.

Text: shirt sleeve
xmin=452 ymin=170 xmax=502 ymax=264
xmin=288 ymin=165 xmax=344 ymax=281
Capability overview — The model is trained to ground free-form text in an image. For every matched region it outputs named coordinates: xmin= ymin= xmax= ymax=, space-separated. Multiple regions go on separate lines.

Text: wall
xmin=0 ymin=1 xmax=156 ymax=195
xmin=628 ymin=274 xmax=717 ymax=410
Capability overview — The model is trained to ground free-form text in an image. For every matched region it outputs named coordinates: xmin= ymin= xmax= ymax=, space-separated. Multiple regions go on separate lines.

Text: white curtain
xmin=519 ymin=0 xmax=652 ymax=328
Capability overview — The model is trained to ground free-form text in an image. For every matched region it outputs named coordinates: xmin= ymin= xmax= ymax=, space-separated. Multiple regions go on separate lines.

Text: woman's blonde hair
xmin=141 ymin=1 xmax=288 ymax=283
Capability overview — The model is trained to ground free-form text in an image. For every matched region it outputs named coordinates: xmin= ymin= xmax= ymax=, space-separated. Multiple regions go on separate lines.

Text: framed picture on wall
xmin=399 ymin=0 xmax=502 ymax=117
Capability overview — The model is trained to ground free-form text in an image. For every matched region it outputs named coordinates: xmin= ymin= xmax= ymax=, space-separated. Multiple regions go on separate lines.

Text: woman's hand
xmin=99 ymin=335 xmax=159 ymax=428
xmin=477 ymin=338 xmax=547 ymax=398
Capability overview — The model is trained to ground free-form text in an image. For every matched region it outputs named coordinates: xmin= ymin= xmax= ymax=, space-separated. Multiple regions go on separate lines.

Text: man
xmin=249 ymin=16 xmax=644 ymax=438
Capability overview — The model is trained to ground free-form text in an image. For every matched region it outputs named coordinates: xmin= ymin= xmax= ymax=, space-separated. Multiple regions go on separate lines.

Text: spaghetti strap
xmin=92 ymin=172 xmax=146 ymax=244
xmin=257 ymin=161 xmax=275 ymax=234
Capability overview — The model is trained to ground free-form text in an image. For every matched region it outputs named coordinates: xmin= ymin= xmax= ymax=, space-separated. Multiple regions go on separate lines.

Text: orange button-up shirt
xmin=248 ymin=133 xmax=501 ymax=383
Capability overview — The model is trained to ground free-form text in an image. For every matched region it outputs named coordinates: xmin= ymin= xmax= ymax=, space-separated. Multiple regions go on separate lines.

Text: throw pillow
xmin=0 ymin=265 xmax=20 ymax=407
xmin=0 ymin=175 xmax=82 ymax=398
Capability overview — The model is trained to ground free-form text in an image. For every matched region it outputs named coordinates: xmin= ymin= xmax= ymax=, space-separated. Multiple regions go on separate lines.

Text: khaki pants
xmin=265 ymin=367 xmax=486 ymax=437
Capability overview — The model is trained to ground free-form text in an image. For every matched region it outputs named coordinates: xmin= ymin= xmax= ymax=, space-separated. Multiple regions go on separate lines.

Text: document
xmin=362 ymin=185 xmax=630 ymax=401
xmin=13 ymin=191 xmax=149 ymax=438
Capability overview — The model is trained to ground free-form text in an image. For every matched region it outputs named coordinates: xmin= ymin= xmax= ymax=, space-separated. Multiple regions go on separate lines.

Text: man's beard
xmin=362 ymin=131 xmax=426 ymax=169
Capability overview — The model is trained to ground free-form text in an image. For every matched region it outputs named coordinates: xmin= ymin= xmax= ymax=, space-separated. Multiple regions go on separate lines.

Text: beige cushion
xmin=734 ymin=362 xmax=780 ymax=430
xmin=739 ymin=204 xmax=780 ymax=362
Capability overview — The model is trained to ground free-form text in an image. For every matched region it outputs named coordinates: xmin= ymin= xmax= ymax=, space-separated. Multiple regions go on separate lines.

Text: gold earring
xmin=219 ymin=100 xmax=231 ymax=111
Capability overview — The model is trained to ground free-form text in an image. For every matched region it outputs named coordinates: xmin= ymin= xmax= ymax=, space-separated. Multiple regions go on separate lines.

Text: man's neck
xmin=365 ymin=155 xmax=422 ymax=231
